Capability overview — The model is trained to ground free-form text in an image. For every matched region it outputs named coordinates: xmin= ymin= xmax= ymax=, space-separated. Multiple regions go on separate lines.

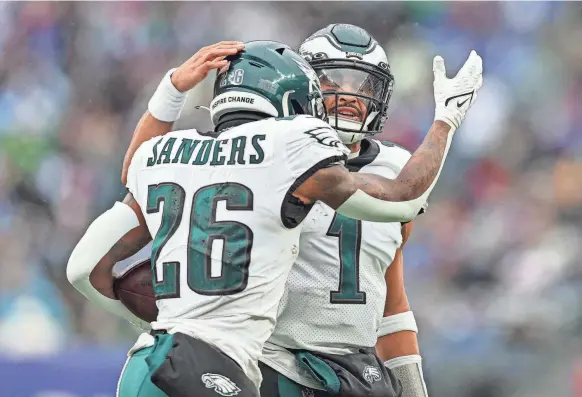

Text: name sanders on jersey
xmin=146 ymin=134 xmax=266 ymax=167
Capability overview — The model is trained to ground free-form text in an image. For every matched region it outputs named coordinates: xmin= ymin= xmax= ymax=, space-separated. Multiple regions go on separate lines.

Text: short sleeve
xmin=125 ymin=138 xmax=154 ymax=200
xmin=125 ymin=153 xmax=141 ymax=200
xmin=284 ymin=116 xmax=350 ymax=183
xmin=277 ymin=116 xmax=349 ymax=229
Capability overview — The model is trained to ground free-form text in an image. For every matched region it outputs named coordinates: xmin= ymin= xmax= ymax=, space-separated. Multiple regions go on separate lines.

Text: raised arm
xmin=295 ymin=120 xmax=450 ymax=222
xmin=122 ymin=112 xmax=174 ymax=185
xmin=121 ymin=41 xmax=245 ymax=184
xmin=295 ymin=51 xmax=483 ymax=223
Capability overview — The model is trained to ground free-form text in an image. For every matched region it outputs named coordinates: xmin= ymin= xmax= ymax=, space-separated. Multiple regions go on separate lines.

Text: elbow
xmin=66 ymin=246 xmax=89 ymax=288
xmin=378 ymin=185 xmax=423 ymax=222
xmin=336 ymin=190 xmax=423 ymax=223
xmin=396 ymin=202 xmax=421 ymax=223
xmin=399 ymin=208 xmax=417 ymax=223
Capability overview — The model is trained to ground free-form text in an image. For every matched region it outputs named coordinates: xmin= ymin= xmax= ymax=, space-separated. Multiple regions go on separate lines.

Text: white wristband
xmin=148 ymin=68 xmax=187 ymax=122
xmin=378 ymin=311 xmax=418 ymax=337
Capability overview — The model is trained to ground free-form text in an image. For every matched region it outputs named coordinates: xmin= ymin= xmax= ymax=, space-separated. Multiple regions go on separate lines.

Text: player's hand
xmin=171 ymin=41 xmax=245 ymax=92
xmin=433 ymin=50 xmax=483 ymax=129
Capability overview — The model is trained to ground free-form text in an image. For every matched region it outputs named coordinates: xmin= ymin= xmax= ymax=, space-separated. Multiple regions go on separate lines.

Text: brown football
xmin=113 ymin=259 xmax=158 ymax=322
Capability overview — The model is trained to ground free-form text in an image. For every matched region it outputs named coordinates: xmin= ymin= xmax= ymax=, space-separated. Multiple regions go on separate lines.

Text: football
xmin=113 ymin=259 xmax=158 ymax=323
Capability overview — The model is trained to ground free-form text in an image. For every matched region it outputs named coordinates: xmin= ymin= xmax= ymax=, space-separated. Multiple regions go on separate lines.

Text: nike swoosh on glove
xmin=433 ymin=50 xmax=483 ymax=130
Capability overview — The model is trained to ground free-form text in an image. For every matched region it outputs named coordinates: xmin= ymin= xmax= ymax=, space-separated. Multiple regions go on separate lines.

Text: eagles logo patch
xmin=201 ymin=373 xmax=241 ymax=396
xmin=362 ymin=365 xmax=382 ymax=384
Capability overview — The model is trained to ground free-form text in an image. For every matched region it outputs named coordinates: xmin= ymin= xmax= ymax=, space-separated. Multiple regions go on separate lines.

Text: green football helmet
xmin=210 ymin=41 xmax=326 ymax=125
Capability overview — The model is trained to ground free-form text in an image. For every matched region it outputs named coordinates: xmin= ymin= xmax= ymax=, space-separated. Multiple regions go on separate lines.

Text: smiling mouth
xmin=332 ymin=106 xmax=362 ymax=121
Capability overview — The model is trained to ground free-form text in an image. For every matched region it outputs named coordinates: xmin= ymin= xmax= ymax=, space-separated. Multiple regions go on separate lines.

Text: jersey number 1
xmin=147 ymin=182 xmax=253 ymax=299
xmin=327 ymin=213 xmax=366 ymax=304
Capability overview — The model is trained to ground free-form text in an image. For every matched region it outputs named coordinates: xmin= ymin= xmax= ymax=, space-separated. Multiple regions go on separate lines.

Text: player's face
xmin=317 ymin=68 xmax=382 ymax=124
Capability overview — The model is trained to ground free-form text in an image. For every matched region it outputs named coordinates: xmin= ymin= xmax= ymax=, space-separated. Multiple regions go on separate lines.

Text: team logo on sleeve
xmin=362 ymin=365 xmax=382 ymax=384
xmin=303 ymin=128 xmax=345 ymax=149
xmin=201 ymin=373 xmax=241 ymax=396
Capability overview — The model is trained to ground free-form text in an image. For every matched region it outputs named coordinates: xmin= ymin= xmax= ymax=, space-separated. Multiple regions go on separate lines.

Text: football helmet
xmin=299 ymin=24 xmax=395 ymax=144
xmin=210 ymin=41 xmax=326 ymax=125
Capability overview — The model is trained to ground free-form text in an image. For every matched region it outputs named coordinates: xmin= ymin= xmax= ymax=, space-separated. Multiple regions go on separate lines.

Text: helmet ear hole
xmin=290 ymin=99 xmax=304 ymax=115
xmin=275 ymin=47 xmax=286 ymax=55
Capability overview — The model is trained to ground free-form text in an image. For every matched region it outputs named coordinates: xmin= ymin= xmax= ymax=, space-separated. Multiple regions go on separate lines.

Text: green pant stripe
xmin=117 ymin=334 xmax=175 ymax=397
xmin=278 ymin=373 xmax=306 ymax=397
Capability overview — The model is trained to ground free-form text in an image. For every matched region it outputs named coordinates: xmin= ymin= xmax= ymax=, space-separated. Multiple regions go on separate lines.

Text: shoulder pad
xmin=379 ymin=140 xmax=412 ymax=154
xmin=276 ymin=115 xmax=330 ymax=129
xmin=373 ymin=139 xmax=412 ymax=173
xmin=280 ymin=116 xmax=348 ymax=154
xmin=348 ymin=139 xmax=411 ymax=175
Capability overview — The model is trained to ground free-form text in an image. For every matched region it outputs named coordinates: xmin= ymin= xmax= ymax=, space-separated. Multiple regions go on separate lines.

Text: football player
xmin=259 ymin=24 xmax=433 ymax=397
xmin=68 ymin=38 xmax=481 ymax=397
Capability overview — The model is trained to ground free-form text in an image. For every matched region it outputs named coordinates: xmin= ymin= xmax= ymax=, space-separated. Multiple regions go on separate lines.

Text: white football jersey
xmin=126 ymin=115 xmax=349 ymax=388
xmin=260 ymin=139 xmax=417 ymax=388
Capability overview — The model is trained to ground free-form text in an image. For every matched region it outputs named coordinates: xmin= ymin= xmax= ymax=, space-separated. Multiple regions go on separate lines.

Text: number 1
xmin=327 ymin=213 xmax=366 ymax=304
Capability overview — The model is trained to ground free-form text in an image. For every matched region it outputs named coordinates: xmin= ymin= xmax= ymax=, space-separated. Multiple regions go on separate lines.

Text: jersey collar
xmin=346 ymin=138 xmax=380 ymax=172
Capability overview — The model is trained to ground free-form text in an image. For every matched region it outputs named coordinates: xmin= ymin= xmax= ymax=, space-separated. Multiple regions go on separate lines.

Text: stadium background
xmin=1 ymin=2 xmax=582 ymax=396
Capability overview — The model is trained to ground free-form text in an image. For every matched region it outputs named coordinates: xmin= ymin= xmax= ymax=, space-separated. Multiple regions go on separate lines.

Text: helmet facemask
xmin=306 ymin=85 xmax=327 ymax=120
xmin=311 ymin=59 xmax=394 ymax=143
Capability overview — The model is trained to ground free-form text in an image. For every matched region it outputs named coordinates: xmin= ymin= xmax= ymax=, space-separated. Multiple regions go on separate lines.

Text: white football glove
xmin=433 ymin=50 xmax=483 ymax=129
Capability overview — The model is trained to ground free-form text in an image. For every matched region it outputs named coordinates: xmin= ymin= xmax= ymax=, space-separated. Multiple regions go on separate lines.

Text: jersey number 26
xmin=147 ymin=182 xmax=253 ymax=299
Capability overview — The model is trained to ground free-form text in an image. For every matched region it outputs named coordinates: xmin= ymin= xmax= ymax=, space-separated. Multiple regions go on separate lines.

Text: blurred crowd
xmin=1 ymin=2 xmax=582 ymax=397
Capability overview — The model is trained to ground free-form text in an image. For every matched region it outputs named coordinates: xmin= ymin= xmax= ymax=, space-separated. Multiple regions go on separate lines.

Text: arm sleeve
xmin=384 ymin=355 xmax=428 ymax=397
xmin=66 ymin=202 xmax=151 ymax=331
xmin=337 ymin=130 xmax=454 ymax=223
xmin=337 ymin=142 xmax=432 ymax=223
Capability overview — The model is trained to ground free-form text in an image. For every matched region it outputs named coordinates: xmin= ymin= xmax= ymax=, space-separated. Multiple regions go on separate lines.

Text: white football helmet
xmin=299 ymin=24 xmax=395 ymax=144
